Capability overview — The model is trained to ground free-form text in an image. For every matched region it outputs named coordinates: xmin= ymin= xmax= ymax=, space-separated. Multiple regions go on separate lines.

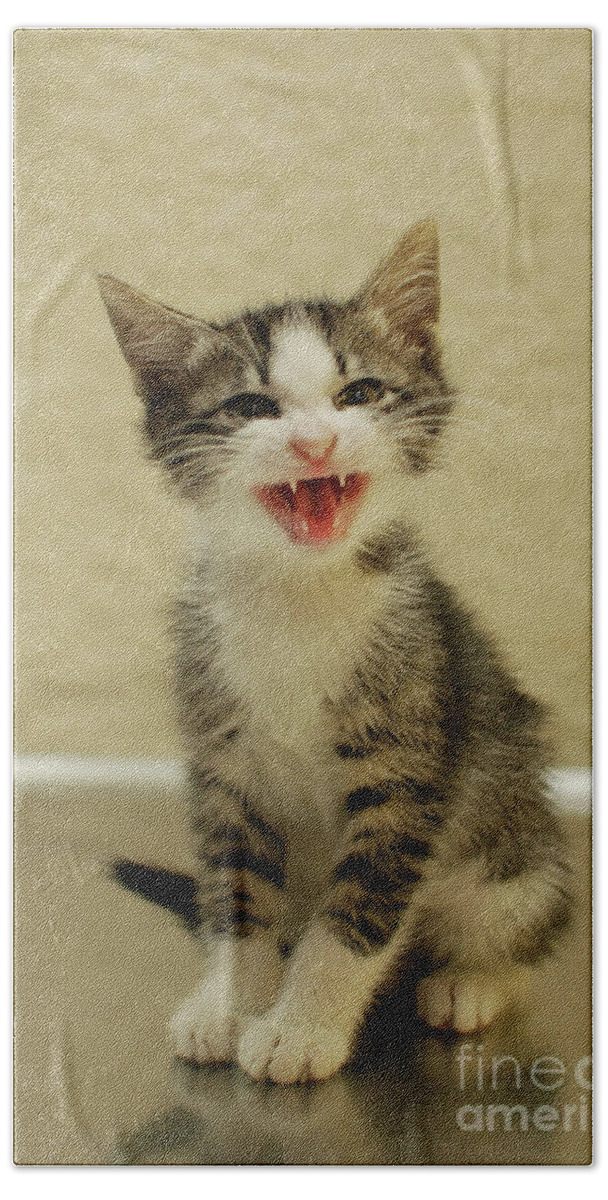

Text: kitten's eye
xmin=335 ymin=378 xmax=385 ymax=409
xmin=224 ymin=393 xmax=281 ymax=420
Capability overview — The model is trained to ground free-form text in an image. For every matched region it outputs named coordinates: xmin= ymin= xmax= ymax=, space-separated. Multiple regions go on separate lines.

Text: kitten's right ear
xmin=357 ymin=220 xmax=439 ymax=350
xmin=97 ymin=275 xmax=211 ymax=399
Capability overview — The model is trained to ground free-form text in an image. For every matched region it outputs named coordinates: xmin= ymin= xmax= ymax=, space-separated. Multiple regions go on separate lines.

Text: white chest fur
xmin=212 ymin=559 xmax=386 ymax=744
xmin=201 ymin=554 xmax=385 ymax=821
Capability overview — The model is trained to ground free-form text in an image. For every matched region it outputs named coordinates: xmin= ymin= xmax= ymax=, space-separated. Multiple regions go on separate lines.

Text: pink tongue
xmin=294 ymin=478 xmax=339 ymax=539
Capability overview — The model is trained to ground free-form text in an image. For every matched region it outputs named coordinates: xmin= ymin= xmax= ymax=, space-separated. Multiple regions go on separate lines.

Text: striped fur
xmin=188 ymin=768 xmax=286 ymax=940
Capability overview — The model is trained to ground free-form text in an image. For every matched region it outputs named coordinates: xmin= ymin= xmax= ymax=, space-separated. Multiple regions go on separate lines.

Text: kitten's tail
xmin=111 ymin=859 xmax=201 ymax=930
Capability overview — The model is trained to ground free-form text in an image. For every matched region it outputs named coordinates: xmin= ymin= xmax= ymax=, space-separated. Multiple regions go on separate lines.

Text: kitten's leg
xmin=171 ymin=770 xmax=287 ymax=1063
xmin=170 ymin=934 xmax=285 ymax=1062
xmin=237 ymin=918 xmax=411 ymax=1084
xmin=414 ymin=854 xmax=572 ymax=1033
xmin=238 ymin=779 xmax=440 ymax=1083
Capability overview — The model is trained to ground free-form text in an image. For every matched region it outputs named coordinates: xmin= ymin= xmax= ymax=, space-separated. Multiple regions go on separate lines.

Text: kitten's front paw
xmin=237 ymin=1005 xmax=351 ymax=1084
xmin=170 ymin=982 xmax=240 ymax=1064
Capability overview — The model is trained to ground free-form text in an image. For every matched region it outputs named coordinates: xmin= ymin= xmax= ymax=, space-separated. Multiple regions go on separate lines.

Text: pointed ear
xmin=97 ymin=275 xmax=210 ymax=395
xmin=357 ymin=220 xmax=439 ymax=347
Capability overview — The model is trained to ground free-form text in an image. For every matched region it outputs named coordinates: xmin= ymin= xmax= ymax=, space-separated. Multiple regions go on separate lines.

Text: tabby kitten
xmin=99 ymin=221 xmax=570 ymax=1084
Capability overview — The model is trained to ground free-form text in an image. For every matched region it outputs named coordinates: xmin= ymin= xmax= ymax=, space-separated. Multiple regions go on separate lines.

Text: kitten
xmin=99 ymin=221 xmax=571 ymax=1084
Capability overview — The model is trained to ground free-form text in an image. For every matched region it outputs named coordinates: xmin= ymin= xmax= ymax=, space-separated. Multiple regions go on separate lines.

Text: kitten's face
xmin=99 ymin=221 xmax=451 ymax=560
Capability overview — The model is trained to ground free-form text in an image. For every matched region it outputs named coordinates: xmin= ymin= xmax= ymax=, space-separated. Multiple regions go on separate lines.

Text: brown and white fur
xmin=99 ymin=221 xmax=571 ymax=1084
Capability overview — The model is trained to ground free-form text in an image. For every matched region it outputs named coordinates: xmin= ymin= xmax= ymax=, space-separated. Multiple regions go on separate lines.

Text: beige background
xmin=14 ymin=28 xmax=592 ymax=766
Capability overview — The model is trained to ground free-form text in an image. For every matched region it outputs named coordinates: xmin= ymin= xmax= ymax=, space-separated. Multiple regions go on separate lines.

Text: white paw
xmin=170 ymin=982 xmax=241 ymax=1063
xmin=237 ymin=1004 xmax=351 ymax=1084
xmin=416 ymin=971 xmax=511 ymax=1033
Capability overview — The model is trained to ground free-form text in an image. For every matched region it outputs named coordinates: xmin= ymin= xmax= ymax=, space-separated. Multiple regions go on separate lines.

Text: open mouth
xmin=253 ymin=473 xmax=370 ymax=547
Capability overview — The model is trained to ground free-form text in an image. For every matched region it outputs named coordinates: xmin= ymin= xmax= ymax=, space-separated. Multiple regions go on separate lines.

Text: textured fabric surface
xmin=14 ymin=28 xmax=592 ymax=1166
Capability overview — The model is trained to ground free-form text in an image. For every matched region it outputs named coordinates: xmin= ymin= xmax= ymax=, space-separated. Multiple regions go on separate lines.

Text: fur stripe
xmin=351 ymin=827 xmax=376 ymax=844
xmin=333 ymin=853 xmax=421 ymax=892
xmin=326 ymin=907 xmax=391 ymax=952
xmin=396 ymin=833 xmax=431 ymax=859
xmin=346 ymin=786 xmax=389 ymax=814
xmin=209 ymin=822 xmax=248 ymax=845
xmin=402 ymin=778 xmax=447 ymax=805
xmin=237 ymin=314 xmax=271 ymax=384
xmin=201 ymin=881 xmax=274 ymax=938
xmin=422 ymin=809 xmax=443 ymax=828
xmin=242 ymin=803 xmax=286 ymax=862
xmin=202 ymin=846 xmax=285 ymax=889
xmin=209 ymin=908 xmax=272 ymax=936
xmin=336 ymin=742 xmax=376 ymax=760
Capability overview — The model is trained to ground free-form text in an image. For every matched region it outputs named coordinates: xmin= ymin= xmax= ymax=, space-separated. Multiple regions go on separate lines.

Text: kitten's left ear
xmin=357 ymin=220 xmax=439 ymax=348
xmin=97 ymin=274 xmax=212 ymax=402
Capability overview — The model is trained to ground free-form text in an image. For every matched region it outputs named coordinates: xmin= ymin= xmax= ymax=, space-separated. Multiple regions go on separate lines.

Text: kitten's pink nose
xmin=289 ymin=434 xmax=338 ymax=467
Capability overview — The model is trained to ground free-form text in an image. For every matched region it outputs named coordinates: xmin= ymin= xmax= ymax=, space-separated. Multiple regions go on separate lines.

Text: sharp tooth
xmin=290 ymin=481 xmax=297 ymax=493
xmin=339 ymin=474 xmax=346 ymax=488
xmin=303 ymin=520 xmax=309 ymax=533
